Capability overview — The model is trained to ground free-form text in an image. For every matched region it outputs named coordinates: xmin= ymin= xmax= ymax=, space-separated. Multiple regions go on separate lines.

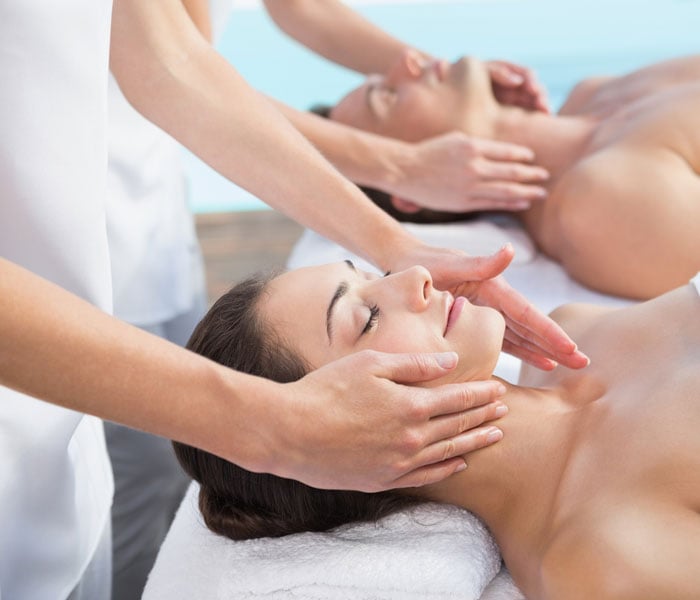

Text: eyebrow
xmin=326 ymin=260 xmax=356 ymax=343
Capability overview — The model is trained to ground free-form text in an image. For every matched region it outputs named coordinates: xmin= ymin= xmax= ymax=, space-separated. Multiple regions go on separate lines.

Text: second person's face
xmin=258 ymin=261 xmax=505 ymax=385
xmin=330 ymin=51 xmax=486 ymax=142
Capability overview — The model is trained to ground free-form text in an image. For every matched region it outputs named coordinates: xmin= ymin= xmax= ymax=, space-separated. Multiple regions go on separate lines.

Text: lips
xmin=445 ymin=295 xmax=467 ymax=335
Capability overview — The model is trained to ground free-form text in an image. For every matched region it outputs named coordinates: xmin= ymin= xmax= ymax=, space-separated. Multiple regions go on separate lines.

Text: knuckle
xmin=461 ymin=386 xmax=477 ymax=409
xmin=406 ymin=396 xmax=429 ymax=421
xmin=401 ymin=429 xmax=424 ymax=453
xmin=462 ymin=138 xmax=477 ymax=153
xmin=419 ymin=468 xmax=430 ymax=488
xmin=393 ymin=457 xmax=413 ymax=478
xmin=457 ymin=410 xmax=476 ymax=434
xmin=441 ymin=438 xmax=456 ymax=462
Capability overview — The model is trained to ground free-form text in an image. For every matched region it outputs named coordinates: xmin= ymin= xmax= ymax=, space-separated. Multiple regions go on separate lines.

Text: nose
xmin=385 ymin=49 xmax=425 ymax=87
xmin=385 ymin=265 xmax=433 ymax=311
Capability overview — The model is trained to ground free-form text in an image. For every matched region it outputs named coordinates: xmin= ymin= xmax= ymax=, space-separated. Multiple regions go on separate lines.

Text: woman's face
xmin=330 ymin=51 xmax=489 ymax=142
xmin=258 ymin=262 xmax=505 ymax=385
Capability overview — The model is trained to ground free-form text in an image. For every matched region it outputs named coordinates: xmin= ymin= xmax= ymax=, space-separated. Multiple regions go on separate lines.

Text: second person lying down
xmin=322 ymin=53 xmax=700 ymax=300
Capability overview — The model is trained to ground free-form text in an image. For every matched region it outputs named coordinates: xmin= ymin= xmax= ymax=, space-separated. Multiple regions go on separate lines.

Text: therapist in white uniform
xmin=0 ymin=3 xmax=115 ymax=599
xmin=0 ymin=1 xmax=588 ymax=598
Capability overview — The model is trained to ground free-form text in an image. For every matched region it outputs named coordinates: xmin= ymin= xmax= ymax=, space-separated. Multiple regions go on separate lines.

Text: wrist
xmin=357 ymin=136 xmax=415 ymax=196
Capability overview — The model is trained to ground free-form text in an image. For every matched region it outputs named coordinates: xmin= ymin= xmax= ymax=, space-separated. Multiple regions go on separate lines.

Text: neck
xmin=418 ymin=379 xmax=584 ymax=556
xmin=474 ymin=104 xmax=597 ymax=180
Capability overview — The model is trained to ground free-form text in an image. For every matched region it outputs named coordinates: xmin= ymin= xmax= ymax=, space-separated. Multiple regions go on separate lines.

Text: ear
xmin=390 ymin=197 xmax=422 ymax=214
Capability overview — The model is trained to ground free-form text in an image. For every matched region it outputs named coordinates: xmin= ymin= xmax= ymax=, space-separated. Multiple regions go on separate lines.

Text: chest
xmin=586 ymin=84 xmax=700 ymax=172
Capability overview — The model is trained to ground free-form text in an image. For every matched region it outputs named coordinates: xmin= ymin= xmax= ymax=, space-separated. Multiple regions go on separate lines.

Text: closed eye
xmin=369 ymin=85 xmax=398 ymax=119
xmin=362 ymin=304 xmax=380 ymax=335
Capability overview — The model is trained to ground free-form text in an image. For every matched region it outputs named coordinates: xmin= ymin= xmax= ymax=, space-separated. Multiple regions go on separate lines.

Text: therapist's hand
xmin=393 ymin=131 xmax=549 ymax=213
xmin=487 ymin=60 xmax=550 ymax=113
xmin=387 ymin=242 xmax=590 ymax=371
xmin=278 ymin=350 xmax=507 ymax=492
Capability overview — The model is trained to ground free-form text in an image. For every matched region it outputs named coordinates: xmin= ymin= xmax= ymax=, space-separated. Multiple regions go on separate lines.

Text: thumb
xmin=371 ymin=351 xmax=458 ymax=385
xmin=462 ymin=244 xmax=515 ymax=280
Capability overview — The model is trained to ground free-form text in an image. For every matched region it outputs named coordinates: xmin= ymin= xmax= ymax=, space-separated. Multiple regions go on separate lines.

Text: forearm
xmin=271 ymin=98 xmax=418 ymax=191
xmin=0 ymin=257 xmax=281 ymax=470
xmin=262 ymin=0 xmax=430 ymax=74
xmin=111 ymin=0 xmax=413 ymax=270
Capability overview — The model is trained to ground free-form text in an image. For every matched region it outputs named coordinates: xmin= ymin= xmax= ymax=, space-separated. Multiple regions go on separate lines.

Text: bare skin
xmin=262 ymin=261 xmax=700 ymax=598
xmin=427 ymin=284 xmax=700 ymax=599
xmin=331 ymin=53 xmax=700 ymax=299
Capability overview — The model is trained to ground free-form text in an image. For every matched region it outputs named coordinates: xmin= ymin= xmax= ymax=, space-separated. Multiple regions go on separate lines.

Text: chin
xmin=451 ymin=305 xmax=506 ymax=382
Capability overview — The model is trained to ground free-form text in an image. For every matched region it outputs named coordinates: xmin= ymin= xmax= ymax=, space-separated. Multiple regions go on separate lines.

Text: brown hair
xmin=173 ymin=272 xmax=419 ymax=540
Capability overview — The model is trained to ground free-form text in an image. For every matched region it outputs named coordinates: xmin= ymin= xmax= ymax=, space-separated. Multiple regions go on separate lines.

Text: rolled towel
xmin=145 ymin=482 xmax=505 ymax=600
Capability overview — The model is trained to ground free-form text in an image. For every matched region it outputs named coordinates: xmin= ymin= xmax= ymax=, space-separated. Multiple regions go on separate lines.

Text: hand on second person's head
xmin=386 ymin=242 xmax=590 ymax=371
xmin=278 ymin=350 xmax=508 ymax=492
xmin=487 ymin=60 xmax=550 ymax=113
xmin=396 ymin=131 xmax=549 ymax=213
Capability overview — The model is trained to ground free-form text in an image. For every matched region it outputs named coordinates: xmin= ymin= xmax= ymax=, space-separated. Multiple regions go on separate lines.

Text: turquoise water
xmin=187 ymin=0 xmax=700 ymax=213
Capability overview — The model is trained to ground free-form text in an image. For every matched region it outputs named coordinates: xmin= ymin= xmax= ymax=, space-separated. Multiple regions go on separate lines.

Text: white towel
xmin=144 ymin=483 xmax=507 ymax=600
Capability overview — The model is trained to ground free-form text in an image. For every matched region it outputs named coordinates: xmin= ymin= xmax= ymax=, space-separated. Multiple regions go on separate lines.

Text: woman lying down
xmin=174 ymin=262 xmax=700 ymax=599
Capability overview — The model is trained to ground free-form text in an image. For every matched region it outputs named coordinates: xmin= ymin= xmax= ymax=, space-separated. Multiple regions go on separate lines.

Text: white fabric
xmin=0 ymin=1 xmax=114 ymax=598
xmin=287 ymin=215 xmax=634 ymax=383
xmin=144 ymin=483 xmax=504 ymax=600
xmin=480 ymin=571 xmax=524 ymax=600
xmin=106 ymin=74 xmax=205 ymax=326
xmin=691 ymin=272 xmax=700 ymax=296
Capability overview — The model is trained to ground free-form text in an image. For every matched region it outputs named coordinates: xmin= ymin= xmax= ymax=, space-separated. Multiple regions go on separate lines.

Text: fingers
xmin=502 ymin=338 xmax=557 ymax=371
xmin=468 ymin=181 xmax=548 ymax=207
xmin=487 ymin=60 xmax=525 ymax=88
xmin=501 ymin=299 xmax=590 ymax=368
xmin=427 ymin=400 xmax=508 ymax=443
xmin=390 ymin=424 xmax=504 ymax=489
xmin=366 ymin=350 xmax=459 ymax=385
xmin=478 ymin=160 xmax=549 ymax=184
xmin=503 ymin=318 xmax=589 ymax=369
xmin=470 ymin=138 xmax=536 ymax=163
xmin=412 ymin=379 xmax=507 ymax=420
xmin=487 ymin=60 xmax=550 ymax=114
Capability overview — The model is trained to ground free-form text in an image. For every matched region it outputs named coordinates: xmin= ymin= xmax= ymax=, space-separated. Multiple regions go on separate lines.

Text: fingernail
xmin=496 ymin=383 xmax=507 ymax=396
xmin=494 ymin=403 xmax=509 ymax=418
xmin=455 ymin=460 xmax=468 ymax=473
xmin=435 ymin=352 xmax=457 ymax=369
xmin=486 ymin=428 xmax=503 ymax=443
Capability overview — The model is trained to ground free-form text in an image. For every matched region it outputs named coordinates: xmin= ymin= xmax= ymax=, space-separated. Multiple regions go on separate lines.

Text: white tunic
xmin=106 ymin=75 xmax=204 ymax=326
xmin=0 ymin=1 xmax=114 ymax=598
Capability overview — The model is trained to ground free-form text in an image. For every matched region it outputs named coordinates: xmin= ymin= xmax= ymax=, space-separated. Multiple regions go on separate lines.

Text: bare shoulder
xmin=519 ymin=303 xmax=616 ymax=386
xmin=546 ymin=302 xmax=614 ymax=338
xmin=558 ymin=76 xmax=614 ymax=116
xmin=539 ymin=503 xmax=700 ymax=600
